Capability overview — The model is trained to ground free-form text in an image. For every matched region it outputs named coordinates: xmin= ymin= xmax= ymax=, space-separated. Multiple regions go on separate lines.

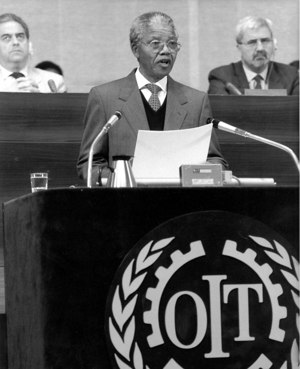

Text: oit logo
xmin=105 ymin=211 xmax=299 ymax=369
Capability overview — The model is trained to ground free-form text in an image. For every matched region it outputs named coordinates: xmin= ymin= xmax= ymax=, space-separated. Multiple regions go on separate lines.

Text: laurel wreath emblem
xmin=108 ymin=237 xmax=174 ymax=369
xmin=108 ymin=235 xmax=299 ymax=369
xmin=249 ymin=236 xmax=300 ymax=369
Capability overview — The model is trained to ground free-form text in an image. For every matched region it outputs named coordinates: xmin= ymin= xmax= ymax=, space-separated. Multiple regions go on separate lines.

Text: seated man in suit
xmin=77 ymin=11 xmax=228 ymax=184
xmin=208 ymin=16 xmax=299 ymax=95
xmin=0 ymin=13 xmax=66 ymax=92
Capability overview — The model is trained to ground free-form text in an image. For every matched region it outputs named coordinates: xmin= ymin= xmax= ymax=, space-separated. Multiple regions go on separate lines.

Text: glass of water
xmin=30 ymin=172 xmax=48 ymax=193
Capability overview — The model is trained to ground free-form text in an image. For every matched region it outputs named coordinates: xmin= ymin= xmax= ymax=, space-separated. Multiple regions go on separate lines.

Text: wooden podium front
xmin=3 ymin=187 xmax=299 ymax=368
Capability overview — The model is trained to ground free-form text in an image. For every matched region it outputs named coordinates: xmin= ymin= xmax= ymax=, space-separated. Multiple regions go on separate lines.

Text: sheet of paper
xmin=132 ymin=124 xmax=212 ymax=179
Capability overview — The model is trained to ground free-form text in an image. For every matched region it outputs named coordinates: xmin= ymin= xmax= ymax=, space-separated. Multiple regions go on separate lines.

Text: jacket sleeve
xmin=208 ymin=68 xmax=230 ymax=95
xmin=290 ymin=70 xmax=299 ymax=95
xmin=200 ymin=93 xmax=229 ymax=169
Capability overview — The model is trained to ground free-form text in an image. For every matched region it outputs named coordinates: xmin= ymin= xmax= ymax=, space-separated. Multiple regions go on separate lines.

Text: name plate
xmin=244 ymin=89 xmax=287 ymax=96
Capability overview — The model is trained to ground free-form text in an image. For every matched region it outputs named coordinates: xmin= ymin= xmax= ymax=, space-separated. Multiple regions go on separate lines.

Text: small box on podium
xmin=180 ymin=164 xmax=223 ymax=187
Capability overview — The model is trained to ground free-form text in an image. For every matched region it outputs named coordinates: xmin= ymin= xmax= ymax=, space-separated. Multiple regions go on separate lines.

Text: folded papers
xmin=132 ymin=124 xmax=212 ymax=180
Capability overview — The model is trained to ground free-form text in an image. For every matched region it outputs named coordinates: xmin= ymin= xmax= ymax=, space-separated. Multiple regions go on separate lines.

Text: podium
xmin=0 ymin=93 xmax=298 ymax=263
xmin=3 ymin=187 xmax=298 ymax=368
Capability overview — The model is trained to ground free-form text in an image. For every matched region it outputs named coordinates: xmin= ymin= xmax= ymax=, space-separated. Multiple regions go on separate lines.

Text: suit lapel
xmin=234 ymin=61 xmax=281 ymax=90
xmin=118 ymin=71 xmax=149 ymax=131
xmin=164 ymin=77 xmax=187 ymax=130
xmin=234 ymin=62 xmax=250 ymax=91
xmin=267 ymin=63 xmax=281 ymax=89
xmin=118 ymin=72 xmax=188 ymax=132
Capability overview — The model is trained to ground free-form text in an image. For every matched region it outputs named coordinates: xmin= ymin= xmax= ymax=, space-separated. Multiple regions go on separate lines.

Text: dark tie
xmin=145 ymin=83 xmax=162 ymax=111
xmin=253 ymin=74 xmax=263 ymax=89
xmin=10 ymin=72 xmax=25 ymax=79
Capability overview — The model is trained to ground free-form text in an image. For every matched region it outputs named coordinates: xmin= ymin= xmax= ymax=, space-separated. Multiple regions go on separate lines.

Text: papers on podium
xmin=132 ymin=124 xmax=212 ymax=184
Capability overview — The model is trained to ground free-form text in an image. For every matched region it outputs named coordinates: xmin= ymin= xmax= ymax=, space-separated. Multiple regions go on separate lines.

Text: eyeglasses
xmin=238 ymin=38 xmax=273 ymax=48
xmin=141 ymin=40 xmax=181 ymax=52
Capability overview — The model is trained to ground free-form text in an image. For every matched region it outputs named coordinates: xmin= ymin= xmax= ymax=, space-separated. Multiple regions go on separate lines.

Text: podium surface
xmin=3 ymin=187 xmax=298 ymax=368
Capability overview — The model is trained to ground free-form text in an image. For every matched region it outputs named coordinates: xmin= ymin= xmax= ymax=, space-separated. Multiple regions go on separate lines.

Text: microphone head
xmin=48 ymin=79 xmax=57 ymax=93
xmin=225 ymin=82 xmax=242 ymax=96
xmin=115 ymin=111 xmax=122 ymax=119
xmin=207 ymin=118 xmax=219 ymax=128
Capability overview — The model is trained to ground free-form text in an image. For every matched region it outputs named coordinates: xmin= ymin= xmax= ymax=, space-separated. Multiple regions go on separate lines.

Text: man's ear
xmin=132 ymin=44 xmax=139 ymax=59
xmin=236 ymin=43 xmax=242 ymax=55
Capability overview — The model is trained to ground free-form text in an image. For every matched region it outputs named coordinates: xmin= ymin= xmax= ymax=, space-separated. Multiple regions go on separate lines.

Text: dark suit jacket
xmin=208 ymin=61 xmax=299 ymax=95
xmin=77 ymin=69 xmax=228 ymax=181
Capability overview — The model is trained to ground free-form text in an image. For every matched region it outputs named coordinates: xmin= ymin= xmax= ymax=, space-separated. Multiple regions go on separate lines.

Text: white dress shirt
xmin=0 ymin=64 xmax=66 ymax=92
xmin=0 ymin=65 xmax=29 ymax=91
xmin=242 ymin=64 xmax=269 ymax=89
xmin=135 ymin=68 xmax=167 ymax=105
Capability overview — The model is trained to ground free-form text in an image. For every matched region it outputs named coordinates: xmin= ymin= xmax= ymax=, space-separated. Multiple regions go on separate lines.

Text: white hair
xmin=236 ymin=16 xmax=274 ymax=44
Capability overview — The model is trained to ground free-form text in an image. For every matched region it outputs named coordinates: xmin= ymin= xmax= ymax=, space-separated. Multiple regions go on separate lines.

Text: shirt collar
xmin=242 ymin=63 xmax=268 ymax=82
xmin=0 ymin=65 xmax=28 ymax=79
xmin=135 ymin=68 xmax=167 ymax=93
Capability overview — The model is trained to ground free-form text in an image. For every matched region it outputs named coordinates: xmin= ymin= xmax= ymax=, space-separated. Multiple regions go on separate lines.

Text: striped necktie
xmin=253 ymin=75 xmax=263 ymax=89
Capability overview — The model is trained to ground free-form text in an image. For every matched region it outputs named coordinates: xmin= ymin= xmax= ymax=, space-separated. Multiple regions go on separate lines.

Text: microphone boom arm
xmin=244 ymin=131 xmax=300 ymax=172
xmin=208 ymin=118 xmax=300 ymax=173
xmin=87 ymin=128 xmax=107 ymax=188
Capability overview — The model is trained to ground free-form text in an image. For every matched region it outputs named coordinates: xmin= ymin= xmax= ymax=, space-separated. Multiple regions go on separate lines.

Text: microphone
xmin=48 ymin=79 xmax=57 ymax=93
xmin=87 ymin=111 xmax=122 ymax=188
xmin=225 ymin=82 xmax=242 ymax=95
xmin=207 ymin=118 xmax=300 ymax=173
xmin=102 ymin=111 xmax=122 ymax=133
xmin=207 ymin=118 xmax=247 ymax=136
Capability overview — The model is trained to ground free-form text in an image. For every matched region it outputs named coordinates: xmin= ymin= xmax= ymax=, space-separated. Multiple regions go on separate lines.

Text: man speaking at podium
xmin=77 ymin=11 xmax=228 ymax=184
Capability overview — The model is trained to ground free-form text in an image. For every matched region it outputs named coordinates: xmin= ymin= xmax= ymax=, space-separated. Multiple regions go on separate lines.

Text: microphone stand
xmin=87 ymin=127 xmax=108 ymax=188
xmin=240 ymin=130 xmax=300 ymax=173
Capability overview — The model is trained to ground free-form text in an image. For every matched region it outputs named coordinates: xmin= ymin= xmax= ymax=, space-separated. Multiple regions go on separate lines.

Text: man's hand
xmin=16 ymin=77 xmax=40 ymax=92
